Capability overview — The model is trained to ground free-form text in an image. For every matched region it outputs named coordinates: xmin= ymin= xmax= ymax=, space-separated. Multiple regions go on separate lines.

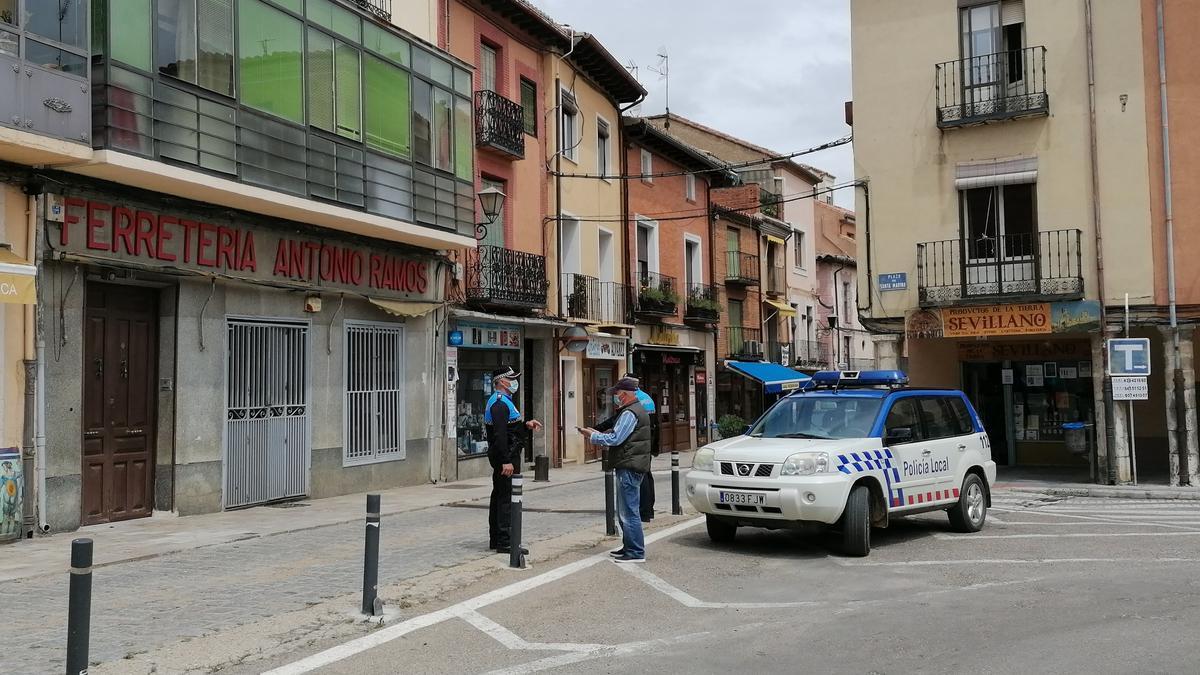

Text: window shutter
xmin=1001 ymin=0 xmax=1024 ymax=26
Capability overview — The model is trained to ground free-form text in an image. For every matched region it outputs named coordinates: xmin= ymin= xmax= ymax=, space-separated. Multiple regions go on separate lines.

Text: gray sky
xmin=531 ymin=0 xmax=854 ymax=207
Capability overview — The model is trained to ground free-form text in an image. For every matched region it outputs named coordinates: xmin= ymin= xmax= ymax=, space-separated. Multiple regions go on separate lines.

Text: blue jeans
xmin=616 ymin=468 xmax=645 ymax=558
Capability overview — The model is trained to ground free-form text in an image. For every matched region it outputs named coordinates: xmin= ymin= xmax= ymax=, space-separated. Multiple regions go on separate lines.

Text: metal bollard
xmin=362 ymin=494 xmax=381 ymax=616
xmin=671 ymin=451 xmax=683 ymax=515
xmin=604 ymin=466 xmax=617 ymax=536
xmin=510 ymin=474 xmax=525 ymax=569
xmin=66 ymin=538 xmax=93 ymax=675
xmin=534 ymin=455 xmax=550 ymax=482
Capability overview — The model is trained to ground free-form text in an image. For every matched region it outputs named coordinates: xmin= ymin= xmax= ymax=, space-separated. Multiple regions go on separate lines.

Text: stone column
xmin=872 ymin=334 xmax=902 ymax=370
xmin=1092 ymin=331 xmax=1133 ymax=484
xmin=1160 ymin=326 xmax=1198 ymax=486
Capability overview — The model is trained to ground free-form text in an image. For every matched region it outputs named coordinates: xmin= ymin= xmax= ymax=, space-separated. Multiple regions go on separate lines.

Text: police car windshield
xmin=749 ymin=396 xmax=884 ymax=440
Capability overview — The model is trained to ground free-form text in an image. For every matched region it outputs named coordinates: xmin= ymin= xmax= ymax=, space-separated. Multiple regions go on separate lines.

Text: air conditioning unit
xmin=743 ymin=340 xmax=763 ymax=356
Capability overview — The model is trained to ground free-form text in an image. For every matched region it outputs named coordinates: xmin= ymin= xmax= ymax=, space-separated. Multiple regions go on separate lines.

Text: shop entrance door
xmin=661 ymin=360 xmax=692 ymax=452
xmin=963 ymin=361 xmax=1011 ymax=465
xmin=584 ymin=365 xmax=615 ymax=462
xmin=224 ymin=320 xmax=310 ymax=508
xmin=82 ymin=284 xmax=158 ymax=525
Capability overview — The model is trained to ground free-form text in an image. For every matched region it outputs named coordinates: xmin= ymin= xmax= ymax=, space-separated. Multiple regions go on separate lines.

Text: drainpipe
xmin=1085 ymin=0 xmax=1118 ymax=484
xmin=1155 ymin=0 xmax=1187 ymax=484
xmin=21 ymin=190 xmax=49 ymax=533
xmin=19 ymin=191 xmax=36 ymax=535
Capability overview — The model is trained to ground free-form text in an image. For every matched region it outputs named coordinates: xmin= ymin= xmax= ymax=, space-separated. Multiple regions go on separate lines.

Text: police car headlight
xmin=781 ymin=452 xmax=830 ymax=476
xmin=693 ymin=447 xmax=716 ymax=472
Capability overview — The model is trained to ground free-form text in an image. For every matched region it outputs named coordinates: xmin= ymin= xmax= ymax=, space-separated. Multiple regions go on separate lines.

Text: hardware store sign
xmin=47 ymin=196 xmax=441 ymax=302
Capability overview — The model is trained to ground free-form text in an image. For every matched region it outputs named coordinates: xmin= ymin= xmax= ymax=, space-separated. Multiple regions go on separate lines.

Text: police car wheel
xmin=705 ymin=514 xmax=737 ymax=544
xmin=839 ymin=485 xmax=871 ymax=557
xmin=948 ymin=473 xmax=987 ymax=533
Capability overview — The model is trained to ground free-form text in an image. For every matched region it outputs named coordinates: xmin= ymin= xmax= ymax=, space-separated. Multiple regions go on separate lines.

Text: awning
xmin=765 ymin=234 xmax=787 ymax=246
xmin=0 ymin=249 xmax=36 ymax=305
xmin=449 ymin=307 xmax=573 ymax=328
xmin=369 ymin=298 xmax=441 ymax=317
xmin=762 ymin=298 xmax=796 ymax=317
xmin=726 ymin=360 xmax=810 ymax=394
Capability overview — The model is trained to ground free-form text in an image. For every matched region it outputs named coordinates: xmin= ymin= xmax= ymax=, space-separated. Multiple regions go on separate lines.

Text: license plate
xmin=718 ymin=491 xmax=766 ymax=506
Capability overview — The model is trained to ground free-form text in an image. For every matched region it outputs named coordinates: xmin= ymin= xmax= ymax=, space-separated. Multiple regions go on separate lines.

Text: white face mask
xmin=507 ymin=381 xmax=519 ymax=394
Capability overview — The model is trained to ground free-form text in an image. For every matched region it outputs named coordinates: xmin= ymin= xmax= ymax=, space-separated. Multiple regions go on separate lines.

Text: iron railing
xmin=684 ymin=283 xmax=720 ymax=323
xmin=793 ymin=340 xmax=832 ymax=368
xmin=561 ymin=274 xmax=629 ymax=323
xmin=917 ymin=229 xmax=1083 ymax=306
xmin=766 ymin=266 xmax=786 ymax=296
xmin=725 ymin=251 xmax=760 ymax=285
xmin=760 ymin=188 xmax=781 ymax=219
xmin=635 ymin=271 xmax=678 ymax=317
xmin=475 ymin=89 xmax=525 ymax=159
xmin=350 ymin=0 xmax=391 ymax=21
xmin=465 ymin=245 xmax=548 ymax=309
xmin=935 ymin=46 xmax=1049 ymax=128
xmin=727 ymin=327 xmax=763 ymax=360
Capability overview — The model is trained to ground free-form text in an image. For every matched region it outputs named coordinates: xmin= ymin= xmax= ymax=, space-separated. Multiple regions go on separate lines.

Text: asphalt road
xmin=255 ymin=490 xmax=1200 ymax=675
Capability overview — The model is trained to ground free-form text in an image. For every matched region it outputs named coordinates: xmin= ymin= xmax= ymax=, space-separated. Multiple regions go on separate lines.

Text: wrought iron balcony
xmin=475 ymin=89 xmax=525 ymax=159
xmin=725 ymin=251 xmax=760 ymax=285
xmin=561 ymin=274 xmax=630 ymax=324
xmin=634 ymin=271 xmax=679 ymax=318
xmin=793 ymin=340 xmax=832 ymax=369
xmin=936 ymin=46 xmax=1049 ymax=128
xmin=684 ymin=283 xmax=720 ymax=324
xmin=760 ymin=188 xmax=781 ymax=219
xmin=917 ymin=229 xmax=1083 ymax=307
xmin=349 ymin=0 xmax=391 ymax=21
xmin=726 ymin=327 xmax=764 ymax=360
xmin=465 ymin=245 xmax=548 ymax=310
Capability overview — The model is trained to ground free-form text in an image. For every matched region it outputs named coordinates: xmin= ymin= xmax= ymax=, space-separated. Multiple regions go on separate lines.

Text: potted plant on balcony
xmin=686 ymin=294 xmax=722 ymax=321
xmin=638 ymin=284 xmax=678 ymax=314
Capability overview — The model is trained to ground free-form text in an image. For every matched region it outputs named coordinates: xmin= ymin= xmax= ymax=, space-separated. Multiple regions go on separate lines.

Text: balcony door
xmin=480 ymin=177 xmax=505 ymax=247
xmin=962 ymin=183 xmax=1036 ymax=295
xmin=960 ymin=3 xmax=1002 ymax=112
xmin=728 ymin=300 xmax=744 ymax=356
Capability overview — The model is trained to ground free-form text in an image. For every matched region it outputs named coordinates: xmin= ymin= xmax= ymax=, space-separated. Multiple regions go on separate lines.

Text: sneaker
xmin=609 ymin=548 xmax=626 ymax=557
xmin=612 ymin=554 xmax=646 ymax=564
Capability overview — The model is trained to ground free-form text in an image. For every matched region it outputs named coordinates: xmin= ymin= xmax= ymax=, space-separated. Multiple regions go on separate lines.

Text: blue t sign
xmin=448 ymin=330 xmax=464 ymax=346
xmin=1107 ymin=338 xmax=1150 ymax=376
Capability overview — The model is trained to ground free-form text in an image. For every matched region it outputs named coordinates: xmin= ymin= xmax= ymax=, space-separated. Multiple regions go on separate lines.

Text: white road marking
xmin=458 ymin=610 xmax=603 ymax=653
xmin=835 ymin=557 xmax=1200 ymax=567
xmin=995 ymin=521 xmax=1200 ymax=527
xmin=263 ymin=517 xmax=705 ymax=675
xmin=481 ymin=630 xmax=716 ymax=675
xmin=935 ymin=531 xmax=1200 ymax=540
xmin=617 ymin=563 xmax=821 ymax=609
xmin=989 ymin=507 xmax=1200 ymax=531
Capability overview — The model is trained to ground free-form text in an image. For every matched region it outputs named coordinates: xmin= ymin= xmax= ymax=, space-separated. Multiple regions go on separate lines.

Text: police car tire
xmin=948 ymin=473 xmax=987 ymax=533
xmin=840 ymin=485 xmax=871 ymax=557
xmin=706 ymin=514 xmax=737 ymax=544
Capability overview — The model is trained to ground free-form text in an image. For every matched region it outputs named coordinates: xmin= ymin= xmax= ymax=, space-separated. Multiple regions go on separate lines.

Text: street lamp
xmin=475 ymin=186 xmax=507 ymax=241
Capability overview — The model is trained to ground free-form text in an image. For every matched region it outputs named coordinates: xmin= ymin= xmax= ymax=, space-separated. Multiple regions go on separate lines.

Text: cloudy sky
xmin=531 ymin=0 xmax=854 ymax=207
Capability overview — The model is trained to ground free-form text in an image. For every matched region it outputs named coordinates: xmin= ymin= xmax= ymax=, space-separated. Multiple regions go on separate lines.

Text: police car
xmin=686 ymin=370 xmax=997 ymax=556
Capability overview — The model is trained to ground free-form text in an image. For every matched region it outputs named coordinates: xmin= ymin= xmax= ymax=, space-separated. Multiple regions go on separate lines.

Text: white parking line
xmin=617 ymin=563 xmax=822 ymax=609
xmin=459 ymin=610 xmax=604 ymax=653
xmin=835 ymin=557 xmax=1200 ymax=567
xmin=263 ymin=517 xmax=705 ymax=675
xmin=935 ymin=531 xmax=1200 ymax=540
xmin=481 ymin=630 xmax=717 ymax=675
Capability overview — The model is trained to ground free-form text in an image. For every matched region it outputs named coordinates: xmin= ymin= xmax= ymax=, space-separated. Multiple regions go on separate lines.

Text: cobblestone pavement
xmin=1 ymin=470 xmax=641 ymax=674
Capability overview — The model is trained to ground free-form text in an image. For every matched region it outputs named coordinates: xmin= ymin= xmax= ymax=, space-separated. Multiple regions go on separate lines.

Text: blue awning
xmin=726 ymin=361 xmax=810 ymax=394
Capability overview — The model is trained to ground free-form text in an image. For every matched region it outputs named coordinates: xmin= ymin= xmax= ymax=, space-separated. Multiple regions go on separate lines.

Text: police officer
xmin=484 ymin=366 xmax=542 ymax=554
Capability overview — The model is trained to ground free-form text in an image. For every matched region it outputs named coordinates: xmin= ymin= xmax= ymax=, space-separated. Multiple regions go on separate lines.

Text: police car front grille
xmin=719 ymin=462 xmax=776 ymax=478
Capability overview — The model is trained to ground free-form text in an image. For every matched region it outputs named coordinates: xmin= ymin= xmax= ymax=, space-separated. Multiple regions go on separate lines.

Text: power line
xmin=544 ymin=179 xmax=862 ymax=224
xmin=549 ymin=135 xmax=852 ymax=181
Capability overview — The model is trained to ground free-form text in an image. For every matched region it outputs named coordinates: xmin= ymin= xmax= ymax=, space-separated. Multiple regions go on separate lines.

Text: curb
xmin=1009 ymin=486 xmax=1200 ymax=501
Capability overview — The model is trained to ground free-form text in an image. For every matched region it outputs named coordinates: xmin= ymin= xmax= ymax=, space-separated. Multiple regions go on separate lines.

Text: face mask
xmin=612 ymin=395 xmax=622 ymax=407
xmin=508 ymin=381 xmax=519 ymax=394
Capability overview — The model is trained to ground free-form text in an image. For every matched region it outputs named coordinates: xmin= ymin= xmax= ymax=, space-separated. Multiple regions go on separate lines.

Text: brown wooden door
xmin=82 ymin=284 xmax=158 ymax=525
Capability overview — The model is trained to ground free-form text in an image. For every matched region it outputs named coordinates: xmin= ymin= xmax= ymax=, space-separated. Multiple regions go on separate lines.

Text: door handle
xmin=958 ymin=444 xmax=968 ymax=452
xmin=121 ymin=359 xmax=129 ymax=380
xmin=94 ymin=358 xmax=103 ymax=378
xmin=922 ymin=449 xmax=932 ymax=456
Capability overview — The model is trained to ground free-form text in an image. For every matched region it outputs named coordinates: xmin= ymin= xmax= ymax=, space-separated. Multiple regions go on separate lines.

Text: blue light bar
xmin=807 ymin=370 xmax=909 ymax=388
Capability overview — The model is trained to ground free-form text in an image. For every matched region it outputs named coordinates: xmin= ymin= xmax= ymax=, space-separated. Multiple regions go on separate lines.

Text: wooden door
xmin=82 ymin=284 xmax=158 ymax=525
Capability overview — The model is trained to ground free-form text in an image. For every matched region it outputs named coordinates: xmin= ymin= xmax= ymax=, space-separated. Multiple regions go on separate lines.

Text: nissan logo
xmin=737 ymin=463 xmax=752 ymax=476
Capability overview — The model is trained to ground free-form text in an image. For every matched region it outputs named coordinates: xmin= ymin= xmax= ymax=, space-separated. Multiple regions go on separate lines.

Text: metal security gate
xmin=344 ymin=322 xmax=406 ymax=465
xmin=224 ymin=320 xmax=310 ymax=508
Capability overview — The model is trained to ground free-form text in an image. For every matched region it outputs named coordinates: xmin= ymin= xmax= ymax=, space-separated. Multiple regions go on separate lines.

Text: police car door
xmin=880 ymin=397 xmax=932 ymax=509
xmin=914 ymin=396 xmax=961 ymax=503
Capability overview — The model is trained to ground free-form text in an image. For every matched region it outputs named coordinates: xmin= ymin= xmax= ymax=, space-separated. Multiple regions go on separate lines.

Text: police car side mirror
xmin=885 ymin=427 xmax=914 ymax=445
xmin=742 ymin=425 xmax=752 ymax=436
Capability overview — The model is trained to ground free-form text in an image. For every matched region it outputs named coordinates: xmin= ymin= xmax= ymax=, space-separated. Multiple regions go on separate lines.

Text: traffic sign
xmin=1112 ymin=376 xmax=1149 ymax=400
xmin=1107 ymin=338 xmax=1151 ymax=376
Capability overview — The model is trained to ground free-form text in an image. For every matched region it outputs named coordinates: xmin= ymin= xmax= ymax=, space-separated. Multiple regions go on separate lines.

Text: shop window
xmin=363 ymin=53 xmax=411 ymax=157
xmin=238 ymin=0 xmax=304 ymax=122
xmin=455 ymin=347 xmax=520 ymax=459
xmin=344 ymin=322 xmax=406 ymax=465
xmin=157 ymin=0 xmax=234 ymax=96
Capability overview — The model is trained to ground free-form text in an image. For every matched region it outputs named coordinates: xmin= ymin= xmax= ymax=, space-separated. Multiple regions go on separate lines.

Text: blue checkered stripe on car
xmin=837 ymin=449 xmax=904 ymax=507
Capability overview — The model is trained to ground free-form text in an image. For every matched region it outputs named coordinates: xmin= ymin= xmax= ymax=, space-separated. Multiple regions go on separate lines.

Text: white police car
xmin=686 ymin=370 xmax=997 ymax=556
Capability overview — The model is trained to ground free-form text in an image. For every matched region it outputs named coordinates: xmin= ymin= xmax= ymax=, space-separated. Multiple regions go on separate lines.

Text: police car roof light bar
xmin=806 ymin=370 xmax=909 ymax=390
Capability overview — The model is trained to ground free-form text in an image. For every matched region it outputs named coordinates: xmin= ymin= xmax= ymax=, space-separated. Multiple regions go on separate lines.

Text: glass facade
xmin=92 ymin=0 xmax=475 ymax=232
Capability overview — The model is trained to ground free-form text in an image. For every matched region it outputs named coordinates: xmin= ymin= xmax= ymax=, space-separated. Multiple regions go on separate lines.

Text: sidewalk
xmin=995 ymin=466 xmax=1200 ymax=501
xmin=1 ymin=453 xmax=692 ymax=674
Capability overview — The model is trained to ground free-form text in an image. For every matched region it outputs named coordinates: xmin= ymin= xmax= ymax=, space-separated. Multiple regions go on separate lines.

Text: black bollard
xmin=604 ymin=467 xmax=617 ymax=536
xmin=362 ymin=494 xmax=381 ymax=616
xmin=671 ymin=451 xmax=683 ymax=515
xmin=509 ymin=474 xmax=525 ymax=568
xmin=65 ymin=538 xmax=93 ymax=675
xmin=534 ymin=455 xmax=550 ymax=482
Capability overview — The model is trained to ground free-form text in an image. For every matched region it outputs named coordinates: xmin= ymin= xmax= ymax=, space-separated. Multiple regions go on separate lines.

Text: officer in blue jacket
xmin=484 ymin=366 xmax=542 ymax=554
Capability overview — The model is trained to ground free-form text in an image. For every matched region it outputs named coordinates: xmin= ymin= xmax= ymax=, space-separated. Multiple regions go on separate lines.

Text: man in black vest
xmin=595 ymin=373 xmax=660 ymax=522
xmin=579 ymin=377 xmax=652 ymax=563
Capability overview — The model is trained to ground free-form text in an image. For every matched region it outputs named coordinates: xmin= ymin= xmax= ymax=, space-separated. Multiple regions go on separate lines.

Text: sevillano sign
xmin=48 ymin=196 xmax=443 ymax=302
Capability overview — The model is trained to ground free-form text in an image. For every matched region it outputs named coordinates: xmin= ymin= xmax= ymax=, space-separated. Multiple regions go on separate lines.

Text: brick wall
xmin=711 ymin=185 xmax=760 ymax=214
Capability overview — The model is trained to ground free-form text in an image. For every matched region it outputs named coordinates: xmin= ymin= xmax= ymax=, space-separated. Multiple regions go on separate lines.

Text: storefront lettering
xmin=942 ymin=304 xmax=1050 ymax=337
xmin=55 ymin=197 xmax=436 ymax=300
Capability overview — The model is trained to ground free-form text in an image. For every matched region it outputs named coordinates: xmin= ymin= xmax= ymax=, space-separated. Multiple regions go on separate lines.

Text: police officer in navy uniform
xmin=484 ymin=366 xmax=542 ymax=553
